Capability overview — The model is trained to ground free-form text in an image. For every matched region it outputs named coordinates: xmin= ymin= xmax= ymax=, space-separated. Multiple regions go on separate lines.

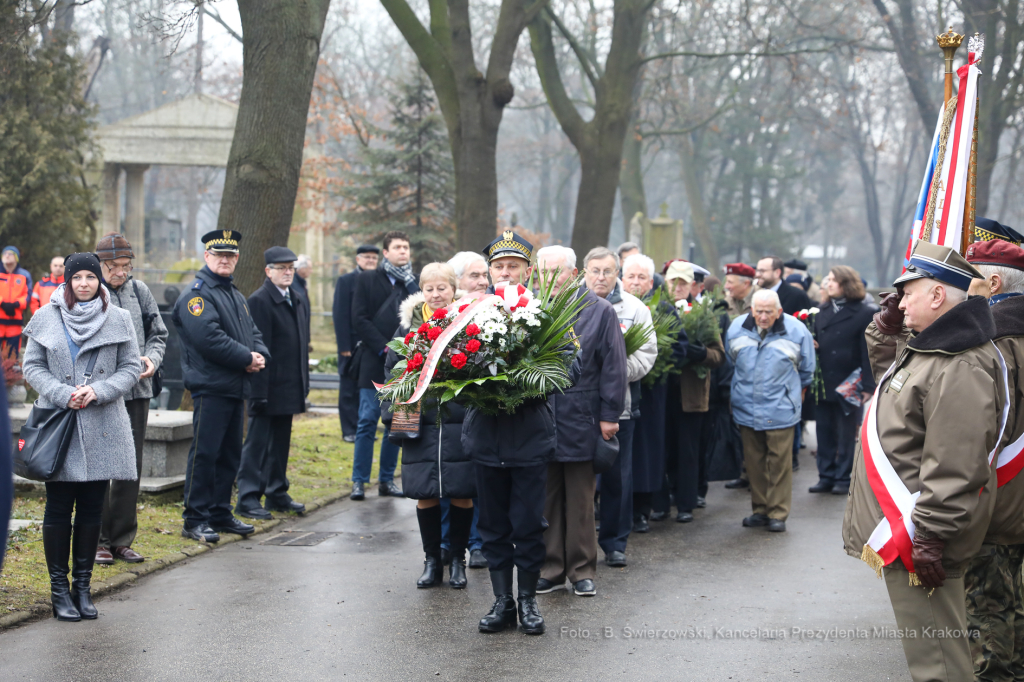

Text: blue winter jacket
xmin=725 ymin=312 xmax=815 ymax=431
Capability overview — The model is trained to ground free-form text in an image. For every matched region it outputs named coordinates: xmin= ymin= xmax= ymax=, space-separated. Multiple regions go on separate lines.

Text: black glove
xmin=248 ymin=399 xmax=268 ymax=416
xmin=0 ymin=301 xmax=16 ymax=316
xmin=911 ymin=534 xmax=946 ymax=588
xmin=687 ymin=340 xmax=708 ymax=364
xmin=873 ymin=289 xmax=905 ymax=336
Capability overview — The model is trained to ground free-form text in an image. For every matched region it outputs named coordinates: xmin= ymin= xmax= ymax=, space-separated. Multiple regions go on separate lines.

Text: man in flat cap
xmin=173 ymin=230 xmax=270 ymax=543
xmin=333 ymin=245 xmax=380 ymax=442
xmin=235 ymin=246 xmax=310 ymax=520
xmin=964 ymin=237 xmax=1024 ymax=681
xmin=844 ymin=240 xmax=1007 ymax=682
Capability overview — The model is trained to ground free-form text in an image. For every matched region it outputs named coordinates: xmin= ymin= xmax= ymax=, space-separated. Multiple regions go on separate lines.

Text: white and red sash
xmin=862 ymin=344 xmax=1009 ymax=574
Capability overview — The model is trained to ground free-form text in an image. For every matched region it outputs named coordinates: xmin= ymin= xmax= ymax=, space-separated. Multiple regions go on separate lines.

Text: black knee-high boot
xmin=70 ymin=524 xmax=101 ymax=619
xmin=447 ymin=505 xmax=473 ymax=589
xmin=415 ymin=506 xmax=444 ymax=588
xmin=42 ymin=524 xmax=80 ymax=622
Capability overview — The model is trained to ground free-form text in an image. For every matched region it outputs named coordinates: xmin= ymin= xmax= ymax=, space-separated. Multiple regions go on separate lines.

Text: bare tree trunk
xmin=676 ymin=136 xmax=719 ymax=270
xmin=619 ymin=118 xmax=646 ymax=234
xmin=871 ymin=0 xmax=939 ymax=132
xmin=218 ymin=0 xmax=331 ymax=296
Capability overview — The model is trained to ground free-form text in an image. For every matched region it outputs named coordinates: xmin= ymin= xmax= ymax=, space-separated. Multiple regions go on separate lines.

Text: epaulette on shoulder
xmin=192 ymin=279 xmax=204 ymax=290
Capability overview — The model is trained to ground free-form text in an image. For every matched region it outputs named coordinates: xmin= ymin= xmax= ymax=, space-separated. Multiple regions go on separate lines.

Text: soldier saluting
xmin=844 ymin=241 xmax=1007 ymax=682
xmin=173 ymin=230 xmax=270 ymax=543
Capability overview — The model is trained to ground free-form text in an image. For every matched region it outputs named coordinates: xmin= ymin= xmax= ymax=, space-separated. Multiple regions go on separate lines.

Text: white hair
xmin=751 ymin=288 xmax=782 ymax=309
xmin=976 ymin=264 xmax=1024 ymax=294
xmin=622 ymin=253 xmax=655 ymax=278
xmin=941 ymin=284 xmax=968 ymax=305
xmin=447 ymin=251 xmax=487 ymax=278
xmin=537 ymin=245 xmax=577 ymax=269
xmin=296 ymin=254 xmax=312 ymax=269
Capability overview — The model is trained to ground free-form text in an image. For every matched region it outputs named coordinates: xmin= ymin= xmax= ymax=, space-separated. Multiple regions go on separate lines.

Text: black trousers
xmin=44 ymin=480 xmax=108 ymax=526
xmin=696 ymin=407 xmax=714 ymax=498
xmin=815 ymin=401 xmax=861 ymax=487
xmin=598 ymin=419 xmax=634 ymax=555
xmin=100 ymin=398 xmax=149 ymax=548
xmin=475 ymin=462 xmax=547 ymax=573
xmin=183 ymin=395 xmax=244 ymax=527
xmin=337 ymin=359 xmax=359 ymax=439
xmin=672 ymin=411 xmax=707 ymax=513
xmin=236 ymin=413 xmax=295 ymax=512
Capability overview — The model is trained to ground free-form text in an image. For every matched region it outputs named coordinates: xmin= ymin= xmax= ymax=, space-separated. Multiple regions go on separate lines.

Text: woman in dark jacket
xmin=811 ymin=265 xmax=876 ymax=496
xmin=383 ymin=263 xmax=476 ymax=590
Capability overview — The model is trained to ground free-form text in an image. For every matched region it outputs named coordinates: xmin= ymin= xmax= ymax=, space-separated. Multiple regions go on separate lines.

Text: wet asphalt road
xmin=0 ymin=447 xmax=910 ymax=682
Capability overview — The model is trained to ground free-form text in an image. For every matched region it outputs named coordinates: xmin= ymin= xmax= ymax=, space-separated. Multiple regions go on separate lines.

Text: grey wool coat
xmin=107 ymin=277 xmax=167 ymax=400
xmin=22 ymin=303 xmax=142 ymax=482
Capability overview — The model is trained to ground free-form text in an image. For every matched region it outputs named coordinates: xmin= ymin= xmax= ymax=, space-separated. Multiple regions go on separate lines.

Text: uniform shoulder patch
xmin=192 ymin=279 xmax=204 ymax=290
xmin=187 ymin=297 xmax=205 ymax=317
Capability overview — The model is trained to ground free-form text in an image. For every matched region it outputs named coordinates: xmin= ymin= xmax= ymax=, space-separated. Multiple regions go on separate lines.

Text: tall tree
xmin=871 ymin=0 xmax=938 ymax=132
xmin=218 ymin=0 xmax=331 ymax=295
xmin=380 ymin=0 xmax=544 ymax=252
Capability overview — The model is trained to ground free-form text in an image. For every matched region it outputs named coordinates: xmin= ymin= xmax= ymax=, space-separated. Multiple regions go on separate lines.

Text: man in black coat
xmin=173 ymin=230 xmax=270 ymax=543
xmin=235 ymin=247 xmax=310 ymax=519
xmin=350 ymin=231 xmax=417 ymax=501
xmin=756 ymin=256 xmax=812 ymax=315
xmin=332 ymin=245 xmax=380 ymax=442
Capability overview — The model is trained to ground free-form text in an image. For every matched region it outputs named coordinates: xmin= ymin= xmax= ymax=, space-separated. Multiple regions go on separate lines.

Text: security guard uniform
xmin=173 ymin=230 xmax=270 ymax=541
xmin=30 ymin=274 xmax=63 ymax=314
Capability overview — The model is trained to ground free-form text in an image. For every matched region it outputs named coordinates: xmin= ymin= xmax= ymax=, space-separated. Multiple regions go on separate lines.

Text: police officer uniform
xmin=173 ymin=230 xmax=270 ymax=542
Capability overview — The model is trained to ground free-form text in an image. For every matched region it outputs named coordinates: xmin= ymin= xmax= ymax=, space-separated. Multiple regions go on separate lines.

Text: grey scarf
xmin=52 ymin=283 xmax=109 ymax=346
xmin=381 ymin=259 xmax=416 ymax=287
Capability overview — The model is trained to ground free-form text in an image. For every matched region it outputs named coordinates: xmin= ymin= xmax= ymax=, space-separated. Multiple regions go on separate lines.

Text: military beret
xmin=724 ymin=263 xmax=756 ymax=278
xmin=966 ymin=239 xmax=1024 ymax=272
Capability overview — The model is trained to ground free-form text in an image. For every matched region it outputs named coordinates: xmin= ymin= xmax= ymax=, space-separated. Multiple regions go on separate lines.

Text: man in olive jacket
xmin=843 ymin=241 xmax=1005 ymax=682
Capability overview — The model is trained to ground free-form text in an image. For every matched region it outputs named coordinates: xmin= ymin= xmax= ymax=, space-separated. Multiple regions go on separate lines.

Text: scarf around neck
xmin=52 ymin=283 xmax=109 ymax=346
xmin=381 ymin=259 xmax=416 ymax=287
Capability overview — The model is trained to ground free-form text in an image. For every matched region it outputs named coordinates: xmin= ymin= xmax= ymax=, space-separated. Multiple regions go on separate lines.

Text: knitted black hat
xmin=63 ymin=253 xmax=103 ymax=281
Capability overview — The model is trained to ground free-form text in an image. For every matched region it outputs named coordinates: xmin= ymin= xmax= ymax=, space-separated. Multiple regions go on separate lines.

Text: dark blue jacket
xmin=172 ymin=266 xmax=270 ymax=400
xmin=351 ymin=267 xmax=418 ymax=389
xmin=332 ymin=269 xmax=360 ymax=356
xmin=248 ymin=278 xmax=309 ymax=414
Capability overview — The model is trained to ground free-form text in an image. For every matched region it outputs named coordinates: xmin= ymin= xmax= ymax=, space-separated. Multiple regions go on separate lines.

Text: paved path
xmin=1 ymin=449 xmax=909 ymax=682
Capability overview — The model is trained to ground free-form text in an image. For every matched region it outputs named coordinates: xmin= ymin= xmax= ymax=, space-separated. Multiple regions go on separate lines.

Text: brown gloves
xmin=873 ymin=289 xmax=905 ymax=336
xmin=911 ymin=535 xmax=946 ymax=588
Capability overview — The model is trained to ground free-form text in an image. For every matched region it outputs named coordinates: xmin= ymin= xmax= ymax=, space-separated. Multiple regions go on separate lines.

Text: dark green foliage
xmin=341 ymin=71 xmax=455 ymax=269
xmin=642 ymin=288 xmax=683 ymax=388
xmin=0 ymin=3 xmax=96 ymax=277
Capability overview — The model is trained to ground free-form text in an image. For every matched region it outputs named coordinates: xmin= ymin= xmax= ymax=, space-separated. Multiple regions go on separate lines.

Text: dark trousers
xmin=0 ymin=334 xmax=21 ymax=360
xmin=672 ymin=411 xmax=706 ymax=513
xmin=236 ymin=413 xmax=294 ymax=512
xmin=475 ymin=462 xmax=547 ymax=573
xmin=814 ymin=401 xmax=861 ymax=486
xmin=338 ymin=359 xmax=359 ymax=439
xmin=353 ymin=388 xmax=399 ymax=483
xmin=183 ymin=395 xmax=244 ymax=527
xmin=100 ymin=398 xmax=149 ymax=548
xmin=440 ymin=498 xmax=482 ymax=552
xmin=598 ymin=419 xmax=635 ymax=555
xmin=44 ymin=480 xmax=108 ymax=526
xmin=697 ymin=408 xmax=714 ymax=498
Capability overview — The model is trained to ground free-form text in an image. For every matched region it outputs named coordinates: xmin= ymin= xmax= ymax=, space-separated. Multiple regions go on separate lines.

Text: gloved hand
xmin=687 ymin=340 xmax=708 ymax=365
xmin=0 ymin=301 xmax=17 ymax=316
xmin=249 ymin=399 xmax=268 ymax=416
xmin=911 ymin=534 xmax=946 ymax=588
xmin=873 ymin=289 xmax=905 ymax=336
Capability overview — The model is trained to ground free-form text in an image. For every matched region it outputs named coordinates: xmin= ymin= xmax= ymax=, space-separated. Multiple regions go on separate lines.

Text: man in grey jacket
xmin=93 ymin=233 xmax=167 ymax=565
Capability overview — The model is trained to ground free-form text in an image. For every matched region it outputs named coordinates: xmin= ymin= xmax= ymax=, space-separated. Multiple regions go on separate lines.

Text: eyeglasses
xmin=101 ymin=262 xmax=133 ymax=274
xmin=586 ymin=268 xmax=617 ymax=279
xmin=269 ymin=265 xmax=296 ymax=272
xmin=210 ymin=253 xmax=238 ymax=261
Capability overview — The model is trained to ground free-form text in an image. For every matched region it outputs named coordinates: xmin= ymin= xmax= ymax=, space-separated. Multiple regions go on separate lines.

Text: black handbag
xmin=14 ymin=351 xmax=98 ymax=481
xmin=592 ymin=434 xmax=620 ymax=475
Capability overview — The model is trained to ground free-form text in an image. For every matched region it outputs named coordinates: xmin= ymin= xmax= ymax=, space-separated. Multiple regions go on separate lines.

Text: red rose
xmin=404 ymin=332 xmax=415 ymax=345
xmin=427 ymin=326 xmax=442 ymax=341
xmin=432 ymin=308 xmax=447 ymax=320
xmin=459 ymin=304 xmax=469 ymax=313
xmin=417 ymin=322 xmax=430 ymax=335
xmin=466 ymin=339 xmax=481 ymax=353
xmin=407 ymin=352 xmax=424 ymax=371
xmin=450 ymin=353 xmax=468 ymax=369
xmin=466 ymin=323 xmax=480 ymax=336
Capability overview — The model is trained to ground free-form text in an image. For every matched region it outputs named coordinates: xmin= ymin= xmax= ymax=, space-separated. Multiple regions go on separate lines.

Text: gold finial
xmin=937 ymin=27 xmax=964 ymax=49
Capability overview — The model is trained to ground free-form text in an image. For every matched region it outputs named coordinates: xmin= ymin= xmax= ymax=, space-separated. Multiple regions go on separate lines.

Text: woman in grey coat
xmin=22 ymin=253 xmax=141 ymax=622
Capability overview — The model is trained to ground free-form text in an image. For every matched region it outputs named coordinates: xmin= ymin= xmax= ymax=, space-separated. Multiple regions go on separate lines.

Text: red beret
xmin=965 ymin=239 xmax=1024 ymax=272
xmin=724 ymin=262 xmax=755 ymax=278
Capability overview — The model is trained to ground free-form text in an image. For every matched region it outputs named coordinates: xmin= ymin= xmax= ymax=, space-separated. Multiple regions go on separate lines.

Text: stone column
xmin=102 ymin=163 xmax=121 ymax=235
xmin=124 ymin=164 xmax=150 ymax=259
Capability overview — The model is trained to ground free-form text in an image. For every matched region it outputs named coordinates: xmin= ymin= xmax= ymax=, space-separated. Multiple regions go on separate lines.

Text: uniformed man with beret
xmin=843 ymin=240 xmax=1007 ymax=682
xmin=173 ymin=230 xmax=270 ymax=543
xmin=722 ymin=262 xmax=758 ymax=318
xmin=964 ymin=229 xmax=1024 ymax=681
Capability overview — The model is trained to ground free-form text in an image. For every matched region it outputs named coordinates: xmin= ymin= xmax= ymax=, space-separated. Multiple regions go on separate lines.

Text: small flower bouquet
xmin=792 ymin=307 xmax=825 ymax=401
xmin=676 ymin=289 xmax=724 ymax=379
xmin=376 ymin=275 xmax=588 ymax=415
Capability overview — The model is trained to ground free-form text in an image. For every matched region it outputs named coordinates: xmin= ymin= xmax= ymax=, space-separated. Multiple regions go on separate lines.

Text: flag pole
xmin=938 ymin=27 xmax=963 ymax=106
xmin=961 ymin=33 xmax=983 ymax=255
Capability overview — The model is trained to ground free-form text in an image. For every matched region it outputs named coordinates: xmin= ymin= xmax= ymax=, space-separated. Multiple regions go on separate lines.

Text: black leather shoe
xmin=573 ymin=579 xmax=596 ymax=597
xmin=210 ymin=518 xmax=254 ymax=537
xmin=725 ymin=478 xmax=750 ymax=489
xmin=43 ymin=524 xmax=80 ymax=622
xmin=236 ymin=507 xmax=273 ymax=520
xmin=379 ymin=480 xmax=404 ymax=497
xmin=696 ymin=496 xmax=707 ymax=508
xmin=342 ymin=435 xmax=356 ymax=443
xmin=517 ymin=571 xmax=545 ymax=634
xmin=649 ymin=511 xmax=668 ymax=522
xmin=605 ymin=551 xmax=627 ymax=567
xmin=632 ymin=514 xmax=650 ymax=533
xmin=831 ymin=485 xmax=850 ymax=496
xmin=449 ymin=552 xmax=467 ymax=589
xmin=417 ymin=554 xmax=444 ymax=588
xmin=742 ymin=514 xmax=770 ymax=528
xmin=181 ymin=523 xmax=220 ymax=543
xmin=266 ymin=500 xmax=305 ymax=514
xmin=350 ymin=481 xmax=365 ymax=501
xmin=468 ymin=549 xmax=487 ymax=568
xmin=768 ymin=519 xmax=787 ymax=533
xmin=536 ymin=578 xmax=564 ymax=594
xmin=676 ymin=512 xmax=694 ymax=523
xmin=808 ymin=481 xmax=834 ymax=493
xmin=479 ymin=569 xmax=517 ymax=633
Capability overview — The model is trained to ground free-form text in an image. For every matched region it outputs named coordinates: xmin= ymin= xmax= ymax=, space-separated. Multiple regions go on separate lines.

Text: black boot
xmin=447 ymin=505 xmax=473 ymax=589
xmin=479 ymin=568 xmax=517 ymax=633
xmin=517 ymin=570 xmax=545 ymax=635
xmin=415 ymin=506 xmax=444 ymax=588
xmin=70 ymin=524 xmax=101 ymax=619
xmin=42 ymin=524 xmax=80 ymax=622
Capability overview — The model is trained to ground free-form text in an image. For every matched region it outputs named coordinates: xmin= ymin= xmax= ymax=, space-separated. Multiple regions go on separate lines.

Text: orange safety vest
xmin=30 ymin=275 xmax=63 ymax=313
xmin=0 ymin=271 xmax=29 ymax=337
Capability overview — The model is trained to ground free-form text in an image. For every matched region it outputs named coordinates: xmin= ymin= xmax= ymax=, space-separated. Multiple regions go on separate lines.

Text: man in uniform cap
xmin=332 ymin=245 xmax=380 ymax=442
xmin=974 ymin=216 xmax=1024 ymax=245
xmin=844 ymin=240 xmax=1007 ymax=682
xmin=235 ymin=246 xmax=310 ymax=520
xmin=722 ymin=263 xmax=758 ymax=319
xmin=173 ymin=230 xmax=270 ymax=543
xmin=964 ymin=237 xmax=1024 ymax=681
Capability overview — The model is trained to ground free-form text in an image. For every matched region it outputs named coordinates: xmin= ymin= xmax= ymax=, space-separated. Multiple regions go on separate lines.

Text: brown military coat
xmin=843 ymin=296 xmax=1005 ymax=574
xmin=986 ymin=294 xmax=1024 ymax=546
xmin=725 ymin=286 xmax=758 ymax=319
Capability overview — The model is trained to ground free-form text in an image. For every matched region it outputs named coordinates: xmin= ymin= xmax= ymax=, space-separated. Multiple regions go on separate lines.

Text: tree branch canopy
xmin=529 ymin=12 xmax=586 ymax=146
